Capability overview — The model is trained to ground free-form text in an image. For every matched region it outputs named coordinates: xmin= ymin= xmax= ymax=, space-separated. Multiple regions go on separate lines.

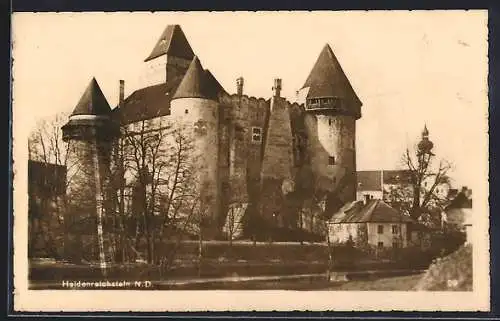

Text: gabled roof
xmin=144 ymin=25 xmax=195 ymax=62
xmin=302 ymin=44 xmax=362 ymax=107
xmin=172 ymin=56 xmax=219 ymax=101
xmin=330 ymin=199 xmax=415 ymax=224
xmin=70 ymin=78 xmax=111 ymax=116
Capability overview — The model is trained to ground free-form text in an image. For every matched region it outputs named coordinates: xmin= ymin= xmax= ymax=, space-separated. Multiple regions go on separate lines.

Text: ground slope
xmin=415 ymin=244 xmax=473 ymax=291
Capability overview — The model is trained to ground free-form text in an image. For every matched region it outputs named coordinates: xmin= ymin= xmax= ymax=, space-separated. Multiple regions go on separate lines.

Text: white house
xmin=328 ymin=198 xmax=415 ymax=249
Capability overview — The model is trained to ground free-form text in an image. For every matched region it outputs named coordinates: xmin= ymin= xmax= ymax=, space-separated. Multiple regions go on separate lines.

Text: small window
xmin=251 ymin=127 xmax=262 ymax=144
xmin=377 ymin=225 xmax=384 ymax=234
xmin=328 ymin=156 xmax=335 ymax=166
xmin=377 ymin=241 xmax=384 ymax=249
xmin=184 ymin=109 xmax=189 ymax=114
xmin=328 ymin=118 xmax=332 ymax=126
xmin=392 ymin=225 xmax=399 ymax=234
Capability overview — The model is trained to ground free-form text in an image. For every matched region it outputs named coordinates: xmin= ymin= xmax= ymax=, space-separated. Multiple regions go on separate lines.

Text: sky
xmin=12 ymin=11 xmax=489 ymax=190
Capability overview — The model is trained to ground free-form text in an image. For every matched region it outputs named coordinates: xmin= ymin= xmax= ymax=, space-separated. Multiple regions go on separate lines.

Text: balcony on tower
xmin=306 ymin=96 xmax=346 ymax=112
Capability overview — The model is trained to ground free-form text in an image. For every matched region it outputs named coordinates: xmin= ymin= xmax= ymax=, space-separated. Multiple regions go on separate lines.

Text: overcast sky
xmin=12 ymin=11 xmax=488 ymax=190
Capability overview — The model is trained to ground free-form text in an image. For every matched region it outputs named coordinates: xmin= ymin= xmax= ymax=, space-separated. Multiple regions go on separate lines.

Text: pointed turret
xmin=62 ymin=77 xmax=117 ymax=142
xmin=302 ymin=44 xmax=362 ymax=118
xmin=70 ymin=78 xmax=112 ymax=116
xmin=144 ymin=24 xmax=195 ymax=62
xmin=172 ymin=56 xmax=219 ymax=101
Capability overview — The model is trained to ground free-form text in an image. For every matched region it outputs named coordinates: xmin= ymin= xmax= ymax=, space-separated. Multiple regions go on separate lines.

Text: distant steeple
xmin=172 ymin=56 xmax=219 ymax=100
xmin=70 ymin=78 xmax=111 ymax=116
xmin=144 ymin=24 xmax=195 ymax=62
xmin=418 ymin=124 xmax=434 ymax=155
xmin=302 ymin=44 xmax=362 ymax=118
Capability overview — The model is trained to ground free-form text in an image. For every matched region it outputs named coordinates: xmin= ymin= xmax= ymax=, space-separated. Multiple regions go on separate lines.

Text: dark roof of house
xmin=445 ymin=192 xmax=473 ymax=210
xmin=357 ymin=171 xmax=382 ymax=191
xmin=28 ymin=160 xmax=67 ymax=196
xmin=331 ymin=199 xmax=415 ymax=224
xmin=111 ymin=80 xmax=180 ymax=125
xmin=356 ymin=170 xmax=413 ymax=191
xmin=172 ymin=56 xmax=220 ymax=100
xmin=70 ymin=78 xmax=112 ymax=116
xmin=382 ymin=170 xmax=413 ymax=185
xmin=302 ymin=44 xmax=362 ymax=107
xmin=144 ymin=25 xmax=195 ymax=62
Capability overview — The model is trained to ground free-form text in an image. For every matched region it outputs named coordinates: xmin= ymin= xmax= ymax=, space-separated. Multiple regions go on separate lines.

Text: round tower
xmin=300 ymin=44 xmax=362 ymax=206
xmin=61 ymin=77 xmax=117 ymax=263
xmin=170 ymin=56 xmax=223 ymax=230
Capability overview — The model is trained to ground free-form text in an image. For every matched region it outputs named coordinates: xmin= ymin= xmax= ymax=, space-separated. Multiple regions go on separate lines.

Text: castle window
xmin=328 ymin=156 xmax=335 ymax=166
xmin=251 ymin=127 xmax=262 ymax=144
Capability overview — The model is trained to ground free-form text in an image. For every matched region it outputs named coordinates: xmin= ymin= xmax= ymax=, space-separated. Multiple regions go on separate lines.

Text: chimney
xmin=236 ymin=77 xmax=244 ymax=96
xmin=119 ymin=80 xmax=125 ymax=107
xmin=272 ymin=78 xmax=282 ymax=97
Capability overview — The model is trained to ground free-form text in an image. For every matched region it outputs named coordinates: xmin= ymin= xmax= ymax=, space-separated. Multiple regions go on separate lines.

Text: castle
xmin=61 ymin=24 xmax=363 ymax=246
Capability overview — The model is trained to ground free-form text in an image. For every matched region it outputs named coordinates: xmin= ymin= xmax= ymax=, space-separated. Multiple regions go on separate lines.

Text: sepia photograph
xmin=12 ymin=11 xmax=490 ymax=311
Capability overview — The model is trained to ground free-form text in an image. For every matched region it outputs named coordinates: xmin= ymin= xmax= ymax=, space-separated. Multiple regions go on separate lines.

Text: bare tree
xmin=28 ymin=112 xmax=75 ymax=258
xmin=400 ymin=128 xmax=452 ymax=222
xmin=121 ymin=117 xmax=171 ymax=264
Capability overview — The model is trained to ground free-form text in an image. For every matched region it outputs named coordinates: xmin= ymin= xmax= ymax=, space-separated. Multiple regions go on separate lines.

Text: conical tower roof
xmin=144 ymin=24 xmax=195 ymax=62
xmin=204 ymin=69 xmax=226 ymax=96
xmin=302 ymin=44 xmax=362 ymax=108
xmin=172 ymin=56 xmax=218 ymax=100
xmin=70 ymin=78 xmax=111 ymax=116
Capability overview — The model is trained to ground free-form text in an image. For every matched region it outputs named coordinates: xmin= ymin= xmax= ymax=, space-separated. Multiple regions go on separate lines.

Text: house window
xmin=184 ymin=109 xmax=189 ymax=114
xmin=377 ymin=241 xmax=384 ymax=249
xmin=328 ymin=156 xmax=335 ymax=166
xmin=251 ymin=127 xmax=262 ymax=144
xmin=377 ymin=225 xmax=384 ymax=234
xmin=392 ymin=225 xmax=399 ymax=234
xmin=392 ymin=241 xmax=400 ymax=249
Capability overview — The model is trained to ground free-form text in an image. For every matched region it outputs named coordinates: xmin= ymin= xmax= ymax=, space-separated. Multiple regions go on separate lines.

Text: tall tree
xmin=394 ymin=125 xmax=452 ymax=223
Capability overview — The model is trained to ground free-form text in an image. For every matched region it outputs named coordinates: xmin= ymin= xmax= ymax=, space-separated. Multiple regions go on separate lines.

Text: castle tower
xmin=298 ymin=44 xmax=362 ymax=212
xmin=142 ymin=24 xmax=195 ymax=87
xmin=170 ymin=56 xmax=222 ymax=231
xmin=260 ymin=78 xmax=296 ymax=227
xmin=61 ymin=78 xmax=118 ymax=262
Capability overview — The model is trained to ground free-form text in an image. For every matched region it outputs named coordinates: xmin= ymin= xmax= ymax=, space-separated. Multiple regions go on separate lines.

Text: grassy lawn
xmin=159 ymin=273 xmax=425 ymax=291
xmin=330 ymin=273 xmax=423 ymax=291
